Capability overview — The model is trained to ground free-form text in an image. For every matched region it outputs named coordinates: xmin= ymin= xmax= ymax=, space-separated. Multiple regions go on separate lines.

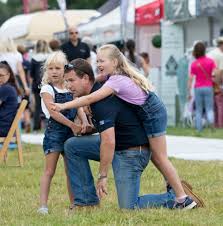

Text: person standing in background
xmin=0 ymin=62 xmax=18 ymax=137
xmin=207 ymin=37 xmax=223 ymax=128
xmin=49 ymin=39 xmax=61 ymax=52
xmin=82 ymin=36 xmax=97 ymax=75
xmin=125 ymin=39 xmax=142 ymax=69
xmin=17 ymin=45 xmax=32 ymax=132
xmin=188 ymin=42 xmax=216 ymax=132
xmin=140 ymin=52 xmax=150 ymax=77
xmin=30 ymin=40 xmax=50 ymax=131
xmin=60 ymin=27 xmax=90 ymax=62
xmin=0 ymin=38 xmax=30 ymax=96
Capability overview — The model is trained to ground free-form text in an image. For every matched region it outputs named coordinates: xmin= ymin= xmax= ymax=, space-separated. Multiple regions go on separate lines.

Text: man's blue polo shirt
xmin=90 ymin=82 xmax=148 ymax=150
xmin=61 ymin=39 xmax=90 ymax=62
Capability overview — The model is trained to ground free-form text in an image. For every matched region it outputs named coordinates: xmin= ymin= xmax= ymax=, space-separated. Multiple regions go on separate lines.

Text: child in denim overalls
xmin=38 ymin=51 xmax=89 ymax=214
xmin=51 ymin=45 xmax=200 ymax=209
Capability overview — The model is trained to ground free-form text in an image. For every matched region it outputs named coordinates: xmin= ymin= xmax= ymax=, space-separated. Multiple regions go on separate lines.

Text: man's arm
xmin=99 ymin=127 xmax=115 ymax=176
xmin=97 ymin=127 xmax=115 ymax=199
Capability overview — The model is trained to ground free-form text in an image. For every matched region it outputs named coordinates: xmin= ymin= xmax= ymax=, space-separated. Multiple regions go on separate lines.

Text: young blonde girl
xmin=51 ymin=45 xmax=197 ymax=209
xmin=38 ymin=51 xmax=89 ymax=214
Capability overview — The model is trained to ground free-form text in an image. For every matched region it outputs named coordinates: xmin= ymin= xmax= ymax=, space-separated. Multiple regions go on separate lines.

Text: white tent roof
xmin=0 ymin=14 xmax=32 ymax=39
xmin=78 ymin=4 xmax=135 ymax=44
xmin=79 ymin=7 xmax=120 ymax=33
xmin=0 ymin=10 xmax=100 ymax=41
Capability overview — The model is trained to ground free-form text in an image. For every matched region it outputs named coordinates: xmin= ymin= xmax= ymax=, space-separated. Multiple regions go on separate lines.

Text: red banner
xmin=135 ymin=0 xmax=164 ymax=25
xmin=23 ymin=0 xmax=48 ymax=14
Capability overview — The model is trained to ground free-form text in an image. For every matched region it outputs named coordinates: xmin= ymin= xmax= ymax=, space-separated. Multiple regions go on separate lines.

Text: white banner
xmin=57 ymin=0 xmax=68 ymax=30
xmin=57 ymin=0 xmax=66 ymax=13
xmin=161 ymin=21 xmax=184 ymax=126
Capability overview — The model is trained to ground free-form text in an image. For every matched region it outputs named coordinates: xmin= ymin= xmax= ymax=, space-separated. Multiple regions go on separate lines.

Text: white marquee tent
xmin=78 ymin=3 xmax=135 ymax=45
xmin=0 ymin=10 xmax=100 ymax=41
xmin=78 ymin=0 xmax=156 ymax=45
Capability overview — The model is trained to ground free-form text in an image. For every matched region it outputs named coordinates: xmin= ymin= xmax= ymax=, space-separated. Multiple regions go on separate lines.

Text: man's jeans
xmin=64 ymin=135 xmax=175 ymax=209
xmin=194 ymin=87 xmax=214 ymax=131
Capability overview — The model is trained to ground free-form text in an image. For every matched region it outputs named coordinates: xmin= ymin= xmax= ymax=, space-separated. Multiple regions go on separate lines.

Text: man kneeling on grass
xmin=51 ymin=59 xmax=204 ymax=210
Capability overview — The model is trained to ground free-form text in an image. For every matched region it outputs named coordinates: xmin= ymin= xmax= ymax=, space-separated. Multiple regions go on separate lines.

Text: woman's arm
xmin=51 ymin=86 xmax=114 ymax=112
xmin=17 ymin=61 xmax=30 ymax=95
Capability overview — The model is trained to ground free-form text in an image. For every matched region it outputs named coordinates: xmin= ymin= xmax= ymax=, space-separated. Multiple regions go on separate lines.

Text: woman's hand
xmin=50 ymin=102 xmax=65 ymax=112
xmin=81 ymin=120 xmax=93 ymax=134
xmin=69 ymin=122 xmax=82 ymax=135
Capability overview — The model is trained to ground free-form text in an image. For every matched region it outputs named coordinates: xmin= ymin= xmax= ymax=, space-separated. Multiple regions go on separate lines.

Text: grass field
xmin=0 ymin=144 xmax=223 ymax=226
xmin=167 ymin=127 xmax=223 ymax=139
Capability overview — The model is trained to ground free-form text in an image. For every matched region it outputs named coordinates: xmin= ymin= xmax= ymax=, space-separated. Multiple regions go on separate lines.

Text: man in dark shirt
xmin=63 ymin=59 xmax=176 ymax=209
xmin=60 ymin=27 xmax=90 ymax=62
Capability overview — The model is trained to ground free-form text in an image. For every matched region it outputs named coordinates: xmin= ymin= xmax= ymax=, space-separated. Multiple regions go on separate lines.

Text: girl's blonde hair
xmin=98 ymin=44 xmax=153 ymax=92
xmin=41 ymin=51 xmax=67 ymax=86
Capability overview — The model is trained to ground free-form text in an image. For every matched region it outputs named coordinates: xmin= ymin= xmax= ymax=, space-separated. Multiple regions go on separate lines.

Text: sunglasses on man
xmin=69 ymin=31 xmax=78 ymax=35
xmin=64 ymin=63 xmax=88 ymax=75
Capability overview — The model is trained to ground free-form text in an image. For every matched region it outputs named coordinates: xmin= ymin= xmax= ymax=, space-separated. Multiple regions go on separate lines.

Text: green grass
xmin=1 ymin=144 xmax=223 ymax=226
xmin=167 ymin=127 xmax=223 ymax=139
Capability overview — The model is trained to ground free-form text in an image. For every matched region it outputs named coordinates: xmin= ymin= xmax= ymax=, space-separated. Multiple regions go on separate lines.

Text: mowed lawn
xmin=0 ymin=144 xmax=223 ymax=226
xmin=167 ymin=127 xmax=223 ymax=139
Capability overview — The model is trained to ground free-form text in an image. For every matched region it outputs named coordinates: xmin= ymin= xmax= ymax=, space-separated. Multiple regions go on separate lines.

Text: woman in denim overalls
xmin=38 ymin=51 xmax=90 ymax=214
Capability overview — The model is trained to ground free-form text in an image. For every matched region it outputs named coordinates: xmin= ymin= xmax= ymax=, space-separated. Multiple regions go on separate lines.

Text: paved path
xmin=21 ymin=134 xmax=223 ymax=161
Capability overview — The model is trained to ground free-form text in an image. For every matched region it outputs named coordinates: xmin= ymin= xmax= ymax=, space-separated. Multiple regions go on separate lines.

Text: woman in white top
xmin=0 ymin=38 xmax=30 ymax=95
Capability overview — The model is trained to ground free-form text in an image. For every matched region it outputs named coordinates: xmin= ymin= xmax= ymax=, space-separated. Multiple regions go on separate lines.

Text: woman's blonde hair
xmin=98 ymin=44 xmax=153 ymax=92
xmin=41 ymin=51 xmax=67 ymax=86
xmin=35 ymin=39 xmax=51 ymax=54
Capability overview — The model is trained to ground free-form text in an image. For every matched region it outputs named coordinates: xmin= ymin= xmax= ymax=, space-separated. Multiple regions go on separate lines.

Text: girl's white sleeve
xmin=40 ymin=84 xmax=55 ymax=99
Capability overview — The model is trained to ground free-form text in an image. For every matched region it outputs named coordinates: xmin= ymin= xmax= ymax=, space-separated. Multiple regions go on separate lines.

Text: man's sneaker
xmin=174 ymin=196 xmax=197 ymax=210
xmin=181 ymin=181 xmax=205 ymax=208
xmin=37 ymin=207 xmax=49 ymax=215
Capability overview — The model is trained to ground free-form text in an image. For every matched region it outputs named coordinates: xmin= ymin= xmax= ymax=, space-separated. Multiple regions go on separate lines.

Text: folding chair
xmin=0 ymin=99 xmax=28 ymax=167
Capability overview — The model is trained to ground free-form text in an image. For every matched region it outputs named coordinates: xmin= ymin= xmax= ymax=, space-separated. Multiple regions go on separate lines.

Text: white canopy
xmin=0 ymin=10 xmax=100 ymax=41
xmin=78 ymin=4 xmax=135 ymax=45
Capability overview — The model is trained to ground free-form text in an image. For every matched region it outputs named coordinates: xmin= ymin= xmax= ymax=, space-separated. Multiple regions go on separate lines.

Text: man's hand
xmin=50 ymin=102 xmax=65 ymax=112
xmin=96 ymin=177 xmax=108 ymax=199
